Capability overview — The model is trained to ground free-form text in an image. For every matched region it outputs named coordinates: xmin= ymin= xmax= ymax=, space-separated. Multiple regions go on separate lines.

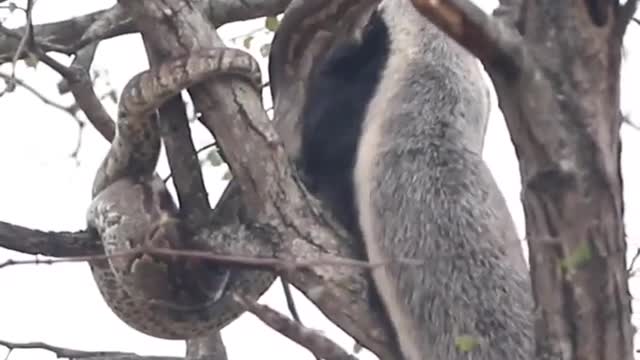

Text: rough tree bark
xmin=410 ymin=0 xmax=635 ymax=359
xmin=0 ymin=0 xmax=636 ymax=359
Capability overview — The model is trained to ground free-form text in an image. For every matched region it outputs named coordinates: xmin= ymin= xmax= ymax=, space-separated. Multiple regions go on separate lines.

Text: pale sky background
xmin=0 ymin=1 xmax=638 ymax=359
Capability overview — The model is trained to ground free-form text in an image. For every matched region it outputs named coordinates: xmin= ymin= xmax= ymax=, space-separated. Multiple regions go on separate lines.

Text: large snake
xmin=86 ymin=48 xmax=268 ymax=339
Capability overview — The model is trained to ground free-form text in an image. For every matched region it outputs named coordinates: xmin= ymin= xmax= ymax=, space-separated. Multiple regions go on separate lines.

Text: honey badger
xmin=296 ymin=1 xmax=534 ymax=359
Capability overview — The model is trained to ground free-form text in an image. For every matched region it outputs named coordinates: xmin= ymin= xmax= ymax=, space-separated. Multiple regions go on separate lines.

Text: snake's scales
xmin=87 ymin=49 xmax=271 ymax=339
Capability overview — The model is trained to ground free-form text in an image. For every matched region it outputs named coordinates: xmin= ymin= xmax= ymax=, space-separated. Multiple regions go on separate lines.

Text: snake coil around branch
xmin=86 ymin=48 xmax=273 ymax=339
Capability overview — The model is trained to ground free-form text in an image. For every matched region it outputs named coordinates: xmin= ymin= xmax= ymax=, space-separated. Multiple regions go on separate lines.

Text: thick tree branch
xmin=139 ymin=34 xmax=229 ymax=360
xmin=0 ymin=220 xmax=100 ymax=257
xmin=56 ymin=43 xmax=97 ymax=95
xmin=185 ymin=331 xmax=228 ymax=360
xmin=116 ymin=0 xmax=394 ymax=358
xmin=411 ymin=0 xmax=526 ymax=78
xmin=142 ymin=38 xmax=212 ymax=230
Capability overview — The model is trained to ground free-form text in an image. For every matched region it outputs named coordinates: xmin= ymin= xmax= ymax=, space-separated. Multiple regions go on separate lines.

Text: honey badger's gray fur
xmin=298 ymin=0 xmax=535 ymax=359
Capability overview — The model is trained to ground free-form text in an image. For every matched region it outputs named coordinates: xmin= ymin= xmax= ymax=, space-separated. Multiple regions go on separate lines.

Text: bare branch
xmin=142 ymin=37 xmax=213 ymax=230
xmin=0 ymin=339 xmax=180 ymax=360
xmin=0 ymin=0 xmax=293 ymax=65
xmin=185 ymin=332 xmax=228 ymax=360
xmin=65 ymin=65 xmax=116 ymax=141
xmin=0 ymin=241 xmax=436 ymax=272
xmin=56 ymin=42 xmax=98 ymax=95
xmin=0 ymin=67 xmax=88 ymax=159
xmin=628 ymin=248 xmax=640 ymax=276
xmin=6 ymin=0 xmax=35 ymax=79
xmin=0 ymin=21 xmax=116 ymax=141
xmin=0 ymin=71 xmax=78 ymax=117
xmin=236 ymin=295 xmax=358 ymax=360
xmin=139 ymin=33 xmax=228 ymax=359
xmin=281 ymin=278 xmax=303 ymax=324
xmin=0 ymin=220 xmax=100 ymax=257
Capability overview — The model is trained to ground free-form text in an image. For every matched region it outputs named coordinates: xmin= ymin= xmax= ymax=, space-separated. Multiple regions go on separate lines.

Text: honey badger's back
xmin=354 ymin=1 xmax=534 ymax=359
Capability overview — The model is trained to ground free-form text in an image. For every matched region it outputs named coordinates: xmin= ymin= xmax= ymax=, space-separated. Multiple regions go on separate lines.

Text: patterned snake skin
xmin=86 ymin=49 xmax=270 ymax=339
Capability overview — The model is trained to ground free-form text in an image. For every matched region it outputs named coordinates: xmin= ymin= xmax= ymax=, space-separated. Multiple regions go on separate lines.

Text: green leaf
xmin=206 ymin=149 xmax=223 ymax=167
xmin=265 ymin=16 xmax=280 ymax=32
xmin=561 ymin=241 xmax=593 ymax=271
xmin=259 ymin=43 xmax=271 ymax=58
xmin=23 ymin=53 xmax=39 ymax=68
xmin=455 ymin=335 xmax=479 ymax=353
xmin=243 ymin=35 xmax=253 ymax=49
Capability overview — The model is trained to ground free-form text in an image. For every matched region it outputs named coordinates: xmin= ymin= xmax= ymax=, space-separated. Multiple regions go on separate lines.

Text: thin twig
xmin=0 ymin=71 xmax=77 ymax=114
xmin=9 ymin=0 xmax=34 ymax=80
xmin=0 ymin=70 xmax=86 ymax=159
xmin=628 ymin=248 xmax=640 ymax=276
xmin=0 ymin=339 xmax=179 ymax=360
xmin=0 ymin=245 xmax=460 ymax=272
xmin=281 ymin=278 xmax=303 ymax=323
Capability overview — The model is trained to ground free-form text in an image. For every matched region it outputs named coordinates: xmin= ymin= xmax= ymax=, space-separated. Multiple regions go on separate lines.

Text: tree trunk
xmin=411 ymin=0 xmax=636 ymax=359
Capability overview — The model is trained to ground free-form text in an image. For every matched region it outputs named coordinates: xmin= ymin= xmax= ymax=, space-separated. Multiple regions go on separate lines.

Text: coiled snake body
xmin=87 ymin=49 xmax=265 ymax=339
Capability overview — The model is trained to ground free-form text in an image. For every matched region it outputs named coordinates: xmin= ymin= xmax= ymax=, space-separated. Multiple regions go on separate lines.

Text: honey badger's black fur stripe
xmin=299 ymin=11 xmax=389 ymax=235
xmin=298 ymin=1 xmax=534 ymax=359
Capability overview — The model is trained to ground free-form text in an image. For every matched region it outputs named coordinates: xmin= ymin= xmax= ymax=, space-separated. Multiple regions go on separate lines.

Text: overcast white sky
xmin=0 ymin=1 xmax=638 ymax=359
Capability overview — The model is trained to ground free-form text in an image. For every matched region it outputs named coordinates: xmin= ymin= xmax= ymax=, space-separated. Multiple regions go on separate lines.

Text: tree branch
xmin=141 ymin=37 xmax=212 ymax=230
xmin=138 ymin=32 xmax=229 ymax=360
xmin=185 ymin=331 xmax=228 ymax=360
xmin=0 ymin=220 xmax=100 ymax=257
xmin=410 ymin=0 xmax=526 ymax=78
xmin=0 ymin=339 xmax=181 ymax=360
xmin=111 ymin=2 xmax=396 ymax=357
xmin=0 ymin=0 xmax=293 ymax=65
xmin=236 ymin=295 xmax=358 ymax=360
